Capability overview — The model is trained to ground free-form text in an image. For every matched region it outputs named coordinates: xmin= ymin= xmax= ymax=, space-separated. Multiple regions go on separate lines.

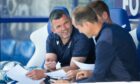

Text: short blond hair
xmin=72 ymin=6 xmax=98 ymax=25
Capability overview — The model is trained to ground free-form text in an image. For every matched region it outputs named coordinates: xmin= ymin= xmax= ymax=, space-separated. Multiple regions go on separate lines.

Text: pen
xmin=46 ymin=76 xmax=58 ymax=80
xmin=50 ymin=77 xmax=58 ymax=80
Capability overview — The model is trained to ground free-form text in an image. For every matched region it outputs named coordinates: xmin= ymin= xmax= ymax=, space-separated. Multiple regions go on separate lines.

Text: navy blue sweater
xmin=77 ymin=23 xmax=139 ymax=82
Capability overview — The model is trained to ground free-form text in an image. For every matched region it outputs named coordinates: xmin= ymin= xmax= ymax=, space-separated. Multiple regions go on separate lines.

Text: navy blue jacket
xmin=77 ymin=23 xmax=139 ymax=82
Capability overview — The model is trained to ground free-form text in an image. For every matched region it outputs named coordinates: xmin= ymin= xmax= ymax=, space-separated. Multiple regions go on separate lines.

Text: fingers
xmin=26 ymin=70 xmax=46 ymax=80
xmin=45 ymin=62 xmax=51 ymax=67
xmin=29 ymin=74 xmax=38 ymax=80
xmin=27 ymin=74 xmax=42 ymax=80
xmin=66 ymin=70 xmax=75 ymax=79
xmin=26 ymin=70 xmax=35 ymax=77
xmin=52 ymin=80 xmax=70 ymax=84
xmin=76 ymin=75 xmax=85 ymax=80
xmin=26 ymin=71 xmax=37 ymax=80
xmin=76 ymin=72 xmax=85 ymax=80
xmin=45 ymin=62 xmax=56 ymax=70
xmin=66 ymin=70 xmax=72 ymax=77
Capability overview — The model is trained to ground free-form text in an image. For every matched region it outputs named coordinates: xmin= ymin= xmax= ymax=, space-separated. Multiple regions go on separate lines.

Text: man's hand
xmin=66 ymin=70 xmax=78 ymax=80
xmin=44 ymin=61 xmax=56 ymax=71
xmin=52 ymin=80 xmax=70 ymax=84
xmin=76 ymin=70 xmax=92 ymax=80
xmin=26 ymin=69 xmax=46 ymax=80
xmin=62 ymin=57 xmax=86 ymax=72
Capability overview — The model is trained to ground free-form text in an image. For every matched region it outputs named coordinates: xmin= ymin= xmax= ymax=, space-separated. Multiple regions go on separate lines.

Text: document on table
xmin=6 ymin=65 xmax=44 ymax=84
xmin=45 ymin=69 xmax=68 ymax=79
xmin=72 ymin=60 xmax=95 ymax=70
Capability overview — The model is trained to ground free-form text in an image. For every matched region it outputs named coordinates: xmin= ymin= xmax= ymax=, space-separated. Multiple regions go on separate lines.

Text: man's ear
xmin=102 ymin=12 xmax=108 ymax=20
xmin=81 ymin=21 xmax=91 ymax=30
xmin=51 ymin=27 xmax=55 ymax=33
xmin=85 ymin=21 xmax=91 ymax=27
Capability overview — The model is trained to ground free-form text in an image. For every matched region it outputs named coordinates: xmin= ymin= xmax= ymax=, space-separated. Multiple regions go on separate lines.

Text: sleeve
xmin=93 ymin=41 xmax=115 ymax=81
xmin=77 ymin=41 xmax=115 ymax=82
xmin=46 ymin=34 xmax=56 ymax=53
xmin=72 ymin=35 xmax=92 ymax=57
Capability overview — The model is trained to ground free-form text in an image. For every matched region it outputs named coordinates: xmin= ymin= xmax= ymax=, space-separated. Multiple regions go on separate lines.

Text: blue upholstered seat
xmin=136 ymin=22 xmax=140 ymax=71
xmin=110 ymin=8 xmax=131 ymax=32
xmin=0 ymin=39 xmax=16 ymax=61
xmin=0 ymin=40 xmax=35 ymax=66
xmin=13 ymin=40 xmax=35 ymax=65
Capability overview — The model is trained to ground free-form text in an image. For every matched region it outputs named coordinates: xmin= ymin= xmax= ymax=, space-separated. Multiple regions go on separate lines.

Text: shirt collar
xmin=56 ymin=26 xmax=74 ymax=46
xmin=95 ymin=22 xmax=106 ymax=42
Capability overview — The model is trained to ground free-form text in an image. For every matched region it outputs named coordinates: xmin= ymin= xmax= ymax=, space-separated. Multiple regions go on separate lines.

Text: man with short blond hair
xmin=72 ymin=5 xmax=139 ymax=82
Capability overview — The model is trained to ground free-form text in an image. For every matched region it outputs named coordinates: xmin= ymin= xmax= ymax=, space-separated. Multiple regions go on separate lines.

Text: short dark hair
xmin=87 ymin=0 xmax=110 ymax=17
xmin=72 ymin=6 xmax=98 ymax=25
xmin=49 ymin=9 xmax=70 ymax=23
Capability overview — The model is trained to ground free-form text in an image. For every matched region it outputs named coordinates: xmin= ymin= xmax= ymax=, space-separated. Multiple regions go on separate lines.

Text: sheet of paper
xmin=45 ymin=69 xmax=67 ymax=79
xmin=72 ymin=60 xmax=95 ymax=70
xmin=6 ymin=65 xmax=43 ymax=84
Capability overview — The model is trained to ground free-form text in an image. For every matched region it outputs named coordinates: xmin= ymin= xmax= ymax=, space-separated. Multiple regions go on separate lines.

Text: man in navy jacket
xmin=71 ymin=5 xmax=140 ymax=82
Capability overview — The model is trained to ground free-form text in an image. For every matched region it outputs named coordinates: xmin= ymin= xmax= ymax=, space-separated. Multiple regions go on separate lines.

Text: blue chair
xmin=137 ymin=22 xmax=140 ymax=71
xmin=129 ymin=22 xmax=140 ymax=76
xmin=26 ymin=24 xmax=49 ymax=67
xmin=137 ymin=23 xmax=140 ymax=42
xmin=110 ymin=8 xmax=131 ymax=32
xmin=0 ymin=39 xmax=16 ymax=61
xmin=13 ymin=40 xmax=35 ymax=65
xmin=0 ymin=39 xmax=35 ymax=66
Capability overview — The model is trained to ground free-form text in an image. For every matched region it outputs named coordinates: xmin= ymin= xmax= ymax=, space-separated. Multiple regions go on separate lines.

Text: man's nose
xmin=61 ymin=25 xmax=67 ymax=30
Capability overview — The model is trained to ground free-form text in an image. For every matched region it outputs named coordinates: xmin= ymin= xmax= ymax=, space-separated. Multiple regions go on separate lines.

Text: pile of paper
xmin=45 ymin=69 xmax=68 ymax=79
xmin=6 ymin=65 xmax=44 ymax=84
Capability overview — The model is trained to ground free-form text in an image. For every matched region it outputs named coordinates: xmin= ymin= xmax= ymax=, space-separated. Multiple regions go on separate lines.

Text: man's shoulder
xmin=100 ymin=23 xmax=123 ymax=40
xmin=47 ymin=33 xmax=59 ymax=45
xmin=99 ymin=27 xmax=113 ymax=44
xmin=48 ymin=33 xmax=58 ymax=39
xmin=99 ymin=23 xmax=123 ymax=45
xmin=72 ymin=28 xmax=94 ymax=47
xmin=72 ymin=27 xmax=88 ymax=40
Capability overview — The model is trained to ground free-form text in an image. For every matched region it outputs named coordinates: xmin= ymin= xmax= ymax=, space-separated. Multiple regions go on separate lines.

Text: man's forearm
xmin=62 ymin=57 xmax=86 ymax=72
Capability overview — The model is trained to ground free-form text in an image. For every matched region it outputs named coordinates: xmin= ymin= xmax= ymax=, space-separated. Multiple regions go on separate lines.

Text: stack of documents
xmin=6 ymin=60 xmax=94 ymax=84
xmin=6 ymin=65 xmax=44 ymax=84
xmin=45 ymin=69 xmax=68 ymax=79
